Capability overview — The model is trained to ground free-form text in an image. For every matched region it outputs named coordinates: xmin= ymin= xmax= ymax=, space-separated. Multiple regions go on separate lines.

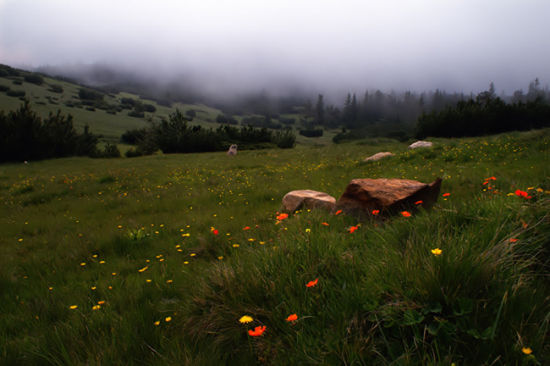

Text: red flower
xmin=372 ymin=209 xmax=380 ymax=215
xmin=414 ymin=200 xmax=423 ymax=205
xmin=442 ymin=192 xmax=451 ymax=197
xmin=401 ymin=211 xmax=412 ymax=217
xmin=286 ymin=313 xmax=298 ymax=322
xmin=212 ymin=229 xmax=219 ymax=235
xmin=306 ymin=278 xmax=318 ymax=288
xmin=248 ymin=325 xmax=266 ymax=337
xmin=276 ymin=213 xmax=289 ymax=221
xmin=349 ymin=225 xmax=358 ymax=233
xmin=321 ymin=222 xmax=329 ymax=226
xmin=515 ymin=190 xmax=532 ymax=199
xmin=334 ymin=209 xmax=343 ymax=216
xmin=243 ymin=226 xmax=250 ymax=230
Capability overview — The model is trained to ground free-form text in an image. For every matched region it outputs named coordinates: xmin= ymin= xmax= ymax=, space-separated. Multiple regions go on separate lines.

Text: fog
xmin=1 ymin=0 xmax=550 ymax=99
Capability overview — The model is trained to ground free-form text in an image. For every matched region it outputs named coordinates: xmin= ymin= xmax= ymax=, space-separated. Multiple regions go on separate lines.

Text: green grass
xmin=0 ymin=129 xmax=549 ymax=364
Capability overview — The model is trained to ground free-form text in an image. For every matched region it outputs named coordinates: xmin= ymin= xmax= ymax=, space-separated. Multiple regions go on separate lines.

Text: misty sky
xmin=1 ymin=0 xmax=549 ymax=96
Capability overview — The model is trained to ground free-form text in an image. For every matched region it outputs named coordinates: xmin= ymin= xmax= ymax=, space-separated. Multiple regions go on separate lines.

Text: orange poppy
xmin=442 ymin=192 xmax=451 ymax=197
xmin=349 ymin=225 xmax=358 ymax=233
xmin=276 ymin=213 xmax=289 ymax=221
xmin=243 ymin=226 xmax=250 ymax=230
xmin=286 ymin=313 xmax=298 ymax=322
xmin=306 ymin=278 xmax=318 ymax=288
xmin=334 ymin=209 xmax=343 ymax=215
xmin=248 ymin=325 xmax=266 ymax=337
xmin=372 ymin=209 xmax=380 ymax=215
xmin=401 ymin=211 xmax=412 ymax=217
xmin=414 ymin=200 xmax=423 ymax=205
xmin=321 ymin=222 xmax=329 ymax=226
xmin=515 ymin=190 xmax=532 ymax=199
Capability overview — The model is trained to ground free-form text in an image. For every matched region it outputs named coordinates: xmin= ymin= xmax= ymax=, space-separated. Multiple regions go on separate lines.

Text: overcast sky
xmin=1 ymin=0 xmax=549 ymax=96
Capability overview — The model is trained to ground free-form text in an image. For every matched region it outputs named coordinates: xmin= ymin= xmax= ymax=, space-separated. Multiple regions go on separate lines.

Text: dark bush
xmin=48 ymin=84 xmax=64 ymax=93
xmin=143 ymin=104 xmax=156 ymax=113
xmin=6 ymin=90 xmax=25 ymax=98
xmin=279 ymin=117 xmax=296 ymax=125
xmin=23 ymin=74 xmax=44 ymax=85
xmin=78 ymin=88 xmax=104 ymax=101
xmin=0 ymin=101 xmax=99 ymax=162
xmin=128 ymin=110 xmax=145 ymax=118
xmin=186 ymin=110 xmax=196 ymax=118
xmin=216 ymin=114 xmax=238 ymax=125
xmin=121 ymin=97 xmax=136 ymax=106
xmin=0 ymin=85 xmax=10 ymax=92
xmin=12 ymin=80 xmax=22 ymax=85
xmin=299 ymin=129 xmax=323 ymax=137
xmin=100 ymin=143 xmax=121 ymax=158
xmin=120 ymin=128 xmax=148 ymax=145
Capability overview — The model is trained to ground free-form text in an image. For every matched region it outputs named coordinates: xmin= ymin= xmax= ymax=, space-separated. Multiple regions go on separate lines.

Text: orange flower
xmin=372 ymin=209 xmax=380 ymax=215
xmin=286 ymin=313 xmax=298 ymax=322
xmin=248 ymin=325 xmax=266 ymax=337
xmin=334 ymin=209 xmax=343 ymax=215
xmin=401 ymin=211 xmax=412 ymax=217
xmin=276 ymin=213 xmax=289 ymax=221
xmin=306 ymin=278 xmax=318 ymax=288
xmin=243 ymin=226 xmax=250 ymax=230
xmin=349 ymin=225 xmax=358 ymax=233
xmin=414 ymin=200 xmax=423 ymax=205
xmin=442 ymin=192 xmax=451 ymax=197
xmin=321 ymin=222 xmax=329 ymax=226
xmin=509 ymin=238 xmax=519 ymax=243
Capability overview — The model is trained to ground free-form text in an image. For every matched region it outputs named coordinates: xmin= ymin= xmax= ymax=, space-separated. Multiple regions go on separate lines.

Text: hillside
xmin=1 ymin=129 xmax=549 ymax=364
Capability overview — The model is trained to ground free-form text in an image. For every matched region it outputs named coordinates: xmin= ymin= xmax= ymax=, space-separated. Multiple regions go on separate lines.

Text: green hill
xmin=1 ymin=128 xmax=548 ymax=364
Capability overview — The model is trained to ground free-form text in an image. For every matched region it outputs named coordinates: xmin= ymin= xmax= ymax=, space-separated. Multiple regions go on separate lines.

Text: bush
xmin=216 ymin=114 xmax=238 ymax=125
xmin=186 ymin=110 xmax=196 ymax=118
xmin=78 ymin=88 xmax=104 ymax=101
xmin=120 ymin=128 xmax=148 ymax=145
xmin=0 ymin=101 xmax=100 ymax=162
xmin=23 ymin=74 xmax=44 ymax=85
xmin=273 ymin=128 xmax=296 ymax=148
xmin=12 ymin=80 xmax=22 ymax=85
xmin=299 ymin=129 xmax=323 ymax=137
xmin=48 ymin=84 xmax=64 ymax=93
xmin=128 ymin=110 xmax=145 ymax=118
xmin=0 ymin=85 xmax=10 ymax=92
xmin=143 ymin=104 xmax=156 ymax=113
xmin=100 ymin=143 xmax=121 ymax=158
xmin=6 ymin=90 xmax=25 ymax=98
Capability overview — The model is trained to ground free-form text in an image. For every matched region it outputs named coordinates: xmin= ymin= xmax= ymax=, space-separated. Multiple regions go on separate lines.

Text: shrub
xmin=78 ymin=88 xmax=104 ymax=101
xmin=23 ymin=74 xmax=44 ymax=85
xmin=48 ymin=85 xmax=64 ymax=93
xmin=128 ymin=110 xmax=145 ymax=118
xmin=12 ymin=80 xmax=22 ymax=85
xmin=299 ymin=129 xmax=323 ymax=137
xmin=0 ymin=85 xmax=10 ymax=92
xmin=216 ymin=114 xmax=238 ymax=125
xmin=6 ymin=90 xmax=25 ymax=98
xmin=100 ymin=143 xmax=121 ymax=158
xmin=120 ymin=128 xmax=148 ymax=145
xmin=186 ymin=110 xmax=196 ymax=118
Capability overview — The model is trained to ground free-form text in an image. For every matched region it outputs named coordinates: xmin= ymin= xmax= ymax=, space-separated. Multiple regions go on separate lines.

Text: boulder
xmin=335 ymin=178 xmax=442 ymax=217
xmin=408 ymin=140 xmax=433 ymax=149
xmin=282 ymin=190 xmax=336 ymax=213
xmin=364 ymin=152 xmax=394 ymax=162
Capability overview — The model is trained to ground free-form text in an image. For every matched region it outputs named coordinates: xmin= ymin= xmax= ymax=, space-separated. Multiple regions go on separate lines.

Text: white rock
xmin=408 ymin=140 xmax=433 ymax=149
xmin=364 ymin=152 xmax=395 ymax=162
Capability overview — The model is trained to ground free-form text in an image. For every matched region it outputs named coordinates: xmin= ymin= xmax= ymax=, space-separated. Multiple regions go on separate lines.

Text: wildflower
xmin=69 ymin=305 xmax=78 ymax=309
xmin=92 ymin=305 xmax=101 ymax=310
xmin=212 ymin=229 xmax=219 ymax=235
xmin=99 ymin=260 xmax=106 ymax=264
xmin=166 ymin=279 xmax=173 ymax=284
xmin=232 ymin=244 xmax=240 ymax=248
xmin=154 ymin=321 xmax=160 ymax=326
xmin=138 ymin=266 xmax=148 ymax=272
xmin=349 ymin=226 xmax=358 ymax=234
xmin=48 ymin=287 xmax=53 ymax=291
xmin=414 ymin=200 xmax=423 ymax=205
xmin=248 ymin=325 xmax=266 ymax=337
xmin=184 ymin=261 xmax=189 ymax=264
xmin=321 ymin=222 xmax=329 ymax=226
xmin=243 ymin=226 xmax=250 ymax=230
xmin=286 ymin=314 xmax=298 ymax=322
xmin=165 ymin=316 xmax=172 ymax=322
xmin=190 ymin=253 xmax=196 ymax=257
xmin=97 ymin=300 xmax=105 ymax=305
xmin=431 ymin=248 xmax=442 ymax=256
xmin=217 ymin=256 xmax=224 ymax=260
xmin=372 ymin=209 xmax=380 ymax=215
xmin=91 ymin=286 xmax=96 ymax=290
xmin=334 ymin=209 xmax=343 ymax=215
xmin=306 ymin=278 xmax=319 ymax=288
xmin=515 ymin=190 xmax=532 ymax=199
xmin=146 ymin=279 xmax=152 ymax=283
xmin=522 ymin=347 xmax=532 ymax=355
xmin=509 ymin=238 xmax=519 ymax=243
xmin=239 ymin=315 xmax=253 ymax=324
xmin=401 ymin=211 xmax=412 ymax=218
xmin=111 ymin=272 xmax=117 ymax=276
xmin=80 ymin=262 xmax=86 ymax=266
xmin=442 ymin=193 xmax=451 ymax=197
xmin=276 ymin=213 xmax=289 ymax=221
xmin=305 ymin=228 xmax=311 ymax=233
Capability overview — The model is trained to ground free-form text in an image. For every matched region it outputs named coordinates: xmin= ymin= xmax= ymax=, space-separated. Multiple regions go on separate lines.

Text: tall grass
xmin=0 ymin=129 xmax=548 ymax=364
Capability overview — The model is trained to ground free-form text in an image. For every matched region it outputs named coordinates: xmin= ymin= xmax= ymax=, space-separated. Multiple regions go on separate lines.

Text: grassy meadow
xmin=1 ymin=129 xmax=549 ymax=365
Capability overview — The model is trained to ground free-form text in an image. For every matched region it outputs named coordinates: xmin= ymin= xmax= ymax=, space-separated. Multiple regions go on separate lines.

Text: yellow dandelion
xmin=48 ymin=287 xmax=53 ymax=291
xmin=154 ymin=320 xmax=160 ymax=326
xmin=431 ymin=248 xmax=443 ymax=256
xmin=522 ymin=347 xmax=532 ymax=355
xmin=248 ymin=238 xmax=255 ymax=242
xmin=217 ymin=256 xmax=224 ymax=260
xmin=232 ymin=244 xmax=240 ymax=248
xmin=92 ymin=254 xmax=98 ymax=258
xmin=92 ymin=305 xmax=101 ymax=310
xmin=138 ymin=266 xmax=148 ymax=272
xmin=111 ymin=272 xmax=117 ymax=276
xmin=190 ymin=253 xmax=196 ymax=257
xmin=184 ymin=261 xmax=189 ymax=265
xmin=69 ymin=305 xmax=78 ymax=310
xmin=165 ymin=316 xmax=172 ymax=322
xmin=18 ymin=238 xmax=23 ymax=242
xmin=239 ymin=315 xmax=253 ymax=324
xmin=99 ymin=260 xmax=106 ymax=264
xmin=305 ymin=228 xmax=311 ymax=233
xmin=91 ymin=286 xmax=97 ymax=290
xmin=108 ymin=286 xmax=113 ymax=290
xmin=166 ymin=279 xmax=173 ymax=284
xmin=80 ymin=262 xmax=86 ymax=266
xmin=159 ymin=258 xmax=165 ymax=262
xmin=146 ymin=279 xmax=152 ymax=283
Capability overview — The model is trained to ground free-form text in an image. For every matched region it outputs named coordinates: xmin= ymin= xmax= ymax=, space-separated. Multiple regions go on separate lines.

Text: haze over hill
xmin=1 ymin=0 xmax=550 ymax=101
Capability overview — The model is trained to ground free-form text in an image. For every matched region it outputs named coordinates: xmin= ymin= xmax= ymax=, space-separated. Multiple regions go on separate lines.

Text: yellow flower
xmin=232 ymin=244 xmax=240 ymax=248
xmin=97 ymin=300 xmax=105 ymax=305
xmin=217 ymin=256 xmax=224 ymax=260
xmin=92 ymin=305 xmax=101 ymax=310
xmin=80 ymin=262 xmax=86 ymax=266
xmin=305 ymin=228 xmax=311 ymax=233
xmin=154 ymin=321 xmax=160 ymax=326
xmin=239 ymin=315 xmax=253 ymax=324
xmin=190 ymin=253 xmax=196 ymax=257
xmin=111 ymin=272 xmax=117 ymax=276
xmin=522 ymin=347 xmax=532 ymax=355
xmin=166 ymin=279 xmax=173 ymax=284
xmin=146 ymin=279 xmax=152 ymax=283
xmin=165 ymin=316 xmax=172 ymax=322
xmin=184 ymin=261 xmax=189 ymax=265
xmin=99 ymin=260 xmax=106 ymax=264
xmin=138 ymin=266 xmax=148 ymax=272
xmin=69 ymin=305 xmax=78 ymax=310
xmin=431 ymin=248 xmax=443 ymax=256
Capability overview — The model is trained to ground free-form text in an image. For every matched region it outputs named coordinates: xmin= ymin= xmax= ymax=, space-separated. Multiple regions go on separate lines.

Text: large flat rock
xmin=282 ymin=190 xmax=336 ymax=213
